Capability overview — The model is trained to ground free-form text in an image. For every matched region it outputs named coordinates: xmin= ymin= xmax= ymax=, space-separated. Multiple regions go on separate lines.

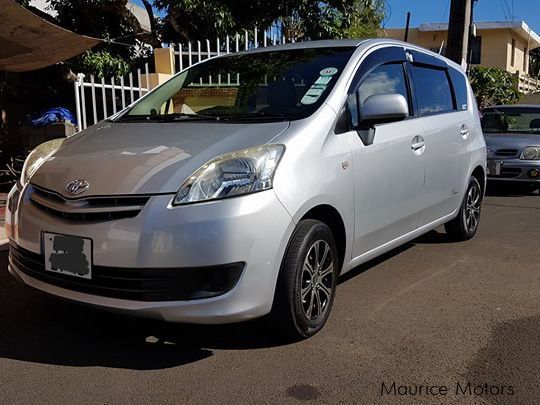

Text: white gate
xmin=73 ymin=63 xmax=150 ymax=131
xmin=74 ymin=26 xmax=292 ymax=131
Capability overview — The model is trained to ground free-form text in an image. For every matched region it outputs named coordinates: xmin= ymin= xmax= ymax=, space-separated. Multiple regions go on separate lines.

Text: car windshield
xmin=481 ymin=107 xmax=540 ymax=134
xmin=118 ymin=47 xmax=355 ymax=122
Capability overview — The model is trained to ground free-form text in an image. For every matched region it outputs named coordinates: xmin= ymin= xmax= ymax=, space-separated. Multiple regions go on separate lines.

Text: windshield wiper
xmin=217 ymin=112 xmax=291 ymax=121
xmin=117 ymin=113 xmax=221 ymax=122
xmin=156 ymin=112 xmax=222 ymax=121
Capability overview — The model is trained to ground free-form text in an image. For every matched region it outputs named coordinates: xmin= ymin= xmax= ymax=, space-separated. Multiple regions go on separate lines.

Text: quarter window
xmin=410 ymin=66 xmax=454 ymax=116
xmin=448 ymin=68 xmax=468 ymax=111
xmin=358 ymin=63 xmax=408 ymax=106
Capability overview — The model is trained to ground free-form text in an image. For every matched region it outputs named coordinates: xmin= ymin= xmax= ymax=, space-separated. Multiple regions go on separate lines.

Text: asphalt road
xmin=0 ymin=185 xmax=538 ymax=405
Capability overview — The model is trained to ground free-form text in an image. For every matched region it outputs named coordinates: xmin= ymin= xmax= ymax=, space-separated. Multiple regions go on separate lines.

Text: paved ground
xmin=0 ymin=186 xmax=538 ymax=404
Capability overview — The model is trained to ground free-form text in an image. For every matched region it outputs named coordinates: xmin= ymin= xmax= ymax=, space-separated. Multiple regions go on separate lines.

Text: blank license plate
xmin=44 ymin=232 xmax=92 ymax=279
xmin=487 ymin=161 xmax=502 ymax=176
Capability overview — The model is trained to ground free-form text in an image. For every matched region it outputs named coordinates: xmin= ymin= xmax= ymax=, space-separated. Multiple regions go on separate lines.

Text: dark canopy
xmin=0 ymin=0 xmax=102 ymax=72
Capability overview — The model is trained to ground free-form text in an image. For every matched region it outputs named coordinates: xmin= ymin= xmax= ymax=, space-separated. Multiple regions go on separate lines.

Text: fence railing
xmin=74 ymin=26 xmax=293 ymax=131
xmin=170 ymin=27 xmax=292 ymax=73
xmin=74 ymin=63 xmax=150 ymax=131
xmin=516 ymin=72 xmax=540 ymax=94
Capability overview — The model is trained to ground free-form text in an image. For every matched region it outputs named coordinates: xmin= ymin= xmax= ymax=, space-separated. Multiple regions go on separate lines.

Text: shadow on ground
xmin=486 ymin=182 xmax=539 ymax=197
xmin=0 ymin=228 xmax=466 ymax=370
xmin=463 ymin=315 xmax=540 ymax=404
xmin=0 ymin=252 xmax=291 ymax=370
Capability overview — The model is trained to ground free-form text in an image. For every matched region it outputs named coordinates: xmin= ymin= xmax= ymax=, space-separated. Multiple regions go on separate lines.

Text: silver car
xmin=5 ymin=39 xmax=486 ymax=338
xmin=482 ymin=105 xmax=540 ymax=190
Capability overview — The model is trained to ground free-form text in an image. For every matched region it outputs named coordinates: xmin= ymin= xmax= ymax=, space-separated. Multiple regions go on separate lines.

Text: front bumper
xmin=7 ymin=183 xmax=295 ymax=323
xmin=487 ymin=158 xmax=540 ymax=183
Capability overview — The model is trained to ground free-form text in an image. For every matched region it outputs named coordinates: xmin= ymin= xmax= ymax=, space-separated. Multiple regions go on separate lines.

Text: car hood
xmin=484 ymin=132 xmax=540 ymax=151
xmin=30 ymin=120 xmax=290 ymax=197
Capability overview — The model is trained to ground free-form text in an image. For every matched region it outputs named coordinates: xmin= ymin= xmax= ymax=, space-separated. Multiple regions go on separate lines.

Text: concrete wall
xmin=384 ymin=27 xmax=530 ymax=74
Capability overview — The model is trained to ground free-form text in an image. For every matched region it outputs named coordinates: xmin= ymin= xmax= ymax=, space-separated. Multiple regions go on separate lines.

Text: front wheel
xmin=445 ymin=176 xmax=483 ymax=241
xmin=270 ymin=220 xmax=338 ymax=340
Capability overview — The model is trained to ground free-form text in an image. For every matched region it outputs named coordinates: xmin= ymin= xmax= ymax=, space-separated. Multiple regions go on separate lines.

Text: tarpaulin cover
xmin=0 ymin=0 xmax=102 ymax=72
xmin=25 ymin=107 xmax=76 ymax=126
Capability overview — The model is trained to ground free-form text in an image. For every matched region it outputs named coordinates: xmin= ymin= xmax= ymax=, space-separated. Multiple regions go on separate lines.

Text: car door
xmin=406 ymin=50 xmax=473 ymax=226
xmin=345 ymin=46 xmax=427 ymax=258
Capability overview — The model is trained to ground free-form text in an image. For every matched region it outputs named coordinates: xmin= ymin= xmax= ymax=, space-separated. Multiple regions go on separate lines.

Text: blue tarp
xmin=26 ymin=107 xmax=76 ymax=127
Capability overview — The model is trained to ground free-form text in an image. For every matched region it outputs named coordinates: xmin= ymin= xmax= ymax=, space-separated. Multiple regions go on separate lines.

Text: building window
xmin=511 ymin=38 xmax=516 ymax=67
xmin=524 ymin=47 xmax=528 ymax=72
xmin=470 ymin=36 xmax=482 ymax=64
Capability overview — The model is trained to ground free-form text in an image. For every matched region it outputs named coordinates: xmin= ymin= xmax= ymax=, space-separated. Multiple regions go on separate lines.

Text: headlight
xmin=520 ymin=146 xmax=540 ymax=160
xmin=21 ymin=138 xmax=64 ymax=184
xmin=172 ymin=144 xmax=285 ymax=205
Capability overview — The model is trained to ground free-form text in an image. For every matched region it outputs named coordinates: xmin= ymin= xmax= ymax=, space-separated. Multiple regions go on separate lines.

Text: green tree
xmin=468 ymin=66 xmax=523 ymax=108
xmin=153 ymin=0 xmax=384 ymax=42
xmin=344 ymin=0 xmax=385 ymax=38
xmin=529 ymin=48 xmax=540 ymax=79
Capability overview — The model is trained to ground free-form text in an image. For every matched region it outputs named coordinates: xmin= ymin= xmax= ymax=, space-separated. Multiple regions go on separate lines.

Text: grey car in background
xmin=6 ymin=39 xmax=486 ymax=339
xmin=482 ymin=105 xmax=540 ymax=191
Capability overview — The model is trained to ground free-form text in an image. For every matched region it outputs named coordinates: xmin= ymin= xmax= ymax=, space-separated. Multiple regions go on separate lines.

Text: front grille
xmin=494 ymin=149 xmax=519 ymax=158
xmin=487 ymin=167 xmax=522 ymax=178
xmin=28 ymin=185 xmax=150 ymax=221
xmin=9 ymin=243 xmax=244 ymax=302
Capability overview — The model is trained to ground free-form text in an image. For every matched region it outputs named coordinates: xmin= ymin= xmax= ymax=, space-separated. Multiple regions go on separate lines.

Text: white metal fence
xmin=73 ymin=63 xmax=150 ymax=131
xmin=73 ymin=26 xmax=293 ymax=131
xmin=170 ymin=27 xmax=293 ymax=74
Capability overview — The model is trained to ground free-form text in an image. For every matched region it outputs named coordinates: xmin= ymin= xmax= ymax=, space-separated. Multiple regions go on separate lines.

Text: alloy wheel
xmin=464 ymin=182 xmax=481 ymax=233
xmin=300 ymin=240 xmax=335 ymax=321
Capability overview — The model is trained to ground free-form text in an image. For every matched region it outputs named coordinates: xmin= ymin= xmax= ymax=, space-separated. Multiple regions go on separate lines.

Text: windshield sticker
xmin=320 ymin=67 xmax=338 ymax=76
xmin=301 ymin=85 xmax=326 ymax=105
xmin=315 ymin=75 xmax=333 ymax=86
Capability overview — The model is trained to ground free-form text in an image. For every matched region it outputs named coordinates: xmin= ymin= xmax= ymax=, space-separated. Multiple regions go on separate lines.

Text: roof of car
xmin=208 ymin=38 xmax=463 ymax=72
xmin=236 ymin=39 xmax=367 ymax=53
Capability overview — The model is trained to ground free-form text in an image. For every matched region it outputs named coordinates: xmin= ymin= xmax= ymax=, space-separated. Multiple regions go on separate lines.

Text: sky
xmin=131 ymin=0 xmax=540 ymax=35
xmin=383 ymin=0 xmax=540 ymax=33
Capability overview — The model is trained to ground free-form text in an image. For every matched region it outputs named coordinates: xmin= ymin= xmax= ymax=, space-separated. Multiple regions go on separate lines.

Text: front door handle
xmin=411 ymin=140 xmax=426 ymax=150
xmin=411 ymin=135 xmax=426 ymax=155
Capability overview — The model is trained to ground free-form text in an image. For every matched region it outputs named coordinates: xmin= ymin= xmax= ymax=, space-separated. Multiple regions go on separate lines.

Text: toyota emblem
xmin=65 ymin=179 xmax=90 ymax=195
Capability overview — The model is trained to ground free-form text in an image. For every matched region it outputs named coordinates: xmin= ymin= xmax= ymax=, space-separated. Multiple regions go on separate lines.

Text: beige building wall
xmin=384 ymin=28 xmax=446 ymax=52
xmin=384 ymin=27 xmax=531 ymax=74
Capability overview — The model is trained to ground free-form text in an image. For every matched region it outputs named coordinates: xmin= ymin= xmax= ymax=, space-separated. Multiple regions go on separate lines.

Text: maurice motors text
xmin=380 ymin=381 xmax=514 ymax=397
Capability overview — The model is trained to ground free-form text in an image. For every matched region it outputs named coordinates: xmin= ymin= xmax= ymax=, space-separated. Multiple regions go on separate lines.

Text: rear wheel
xmin=445 ymin=176 xmax=482 ymax=241
xmin=270 ymin=220 xmax=338 ymax=340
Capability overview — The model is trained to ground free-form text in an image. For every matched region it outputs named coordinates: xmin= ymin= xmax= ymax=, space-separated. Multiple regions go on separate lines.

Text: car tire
xmin=270 ymin=219 xmax=338 ymax=340
xmin=445 ymin=176 xmax=483 ymax=241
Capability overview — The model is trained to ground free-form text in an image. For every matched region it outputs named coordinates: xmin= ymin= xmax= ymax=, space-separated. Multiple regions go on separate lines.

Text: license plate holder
xmin=43 ymin=232 xmax=92 ymax=279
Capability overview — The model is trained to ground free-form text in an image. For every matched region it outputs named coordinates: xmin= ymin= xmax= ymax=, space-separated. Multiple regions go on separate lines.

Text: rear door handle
xmin=460 ymin=124 xmax=470 ymax=138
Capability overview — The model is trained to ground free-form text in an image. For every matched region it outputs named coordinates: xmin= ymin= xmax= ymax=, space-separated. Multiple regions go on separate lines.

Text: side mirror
xmin=360 ymin=93 xmax=409 ymax=124
xmin=344 ymin=93 xmax=409 ymax=145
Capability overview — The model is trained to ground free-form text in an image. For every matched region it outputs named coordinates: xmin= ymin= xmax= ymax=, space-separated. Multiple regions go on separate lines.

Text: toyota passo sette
xmin=6 ymin=39 xmax=486 ymax=338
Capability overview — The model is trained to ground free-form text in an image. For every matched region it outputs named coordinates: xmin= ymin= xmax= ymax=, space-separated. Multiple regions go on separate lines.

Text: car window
xmin=448 ymin=68 xmax=468 ymax=111
xmin=410 ymin=65 xmax=454 ymax=116
xmin=481 ymin=107 xmax=540 ymax=134
xmin=121 ymin=47 xmax=355 ymax=122
xmin=358 ymin=63 xmax=408 ymax=105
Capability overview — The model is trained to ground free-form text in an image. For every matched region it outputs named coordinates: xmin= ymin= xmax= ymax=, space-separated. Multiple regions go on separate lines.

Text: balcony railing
xmin=515 ymin=72 xmax=540 ymax=94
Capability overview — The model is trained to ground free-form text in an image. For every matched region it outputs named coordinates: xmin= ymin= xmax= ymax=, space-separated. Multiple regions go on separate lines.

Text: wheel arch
xmin=471 ymin=165 xmax=486 ymax=196
xmin=299 ymin=204 xmax=347 ymax=272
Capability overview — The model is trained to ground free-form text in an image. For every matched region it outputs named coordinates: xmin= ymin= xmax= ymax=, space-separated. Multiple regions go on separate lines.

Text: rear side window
xmin=410 ymin=65 xmax=454 ymax=116
xmin=448 ymin=68 xmax=469 ymax=111
xmin=358 ymin=63 xmax=408 ymax=105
